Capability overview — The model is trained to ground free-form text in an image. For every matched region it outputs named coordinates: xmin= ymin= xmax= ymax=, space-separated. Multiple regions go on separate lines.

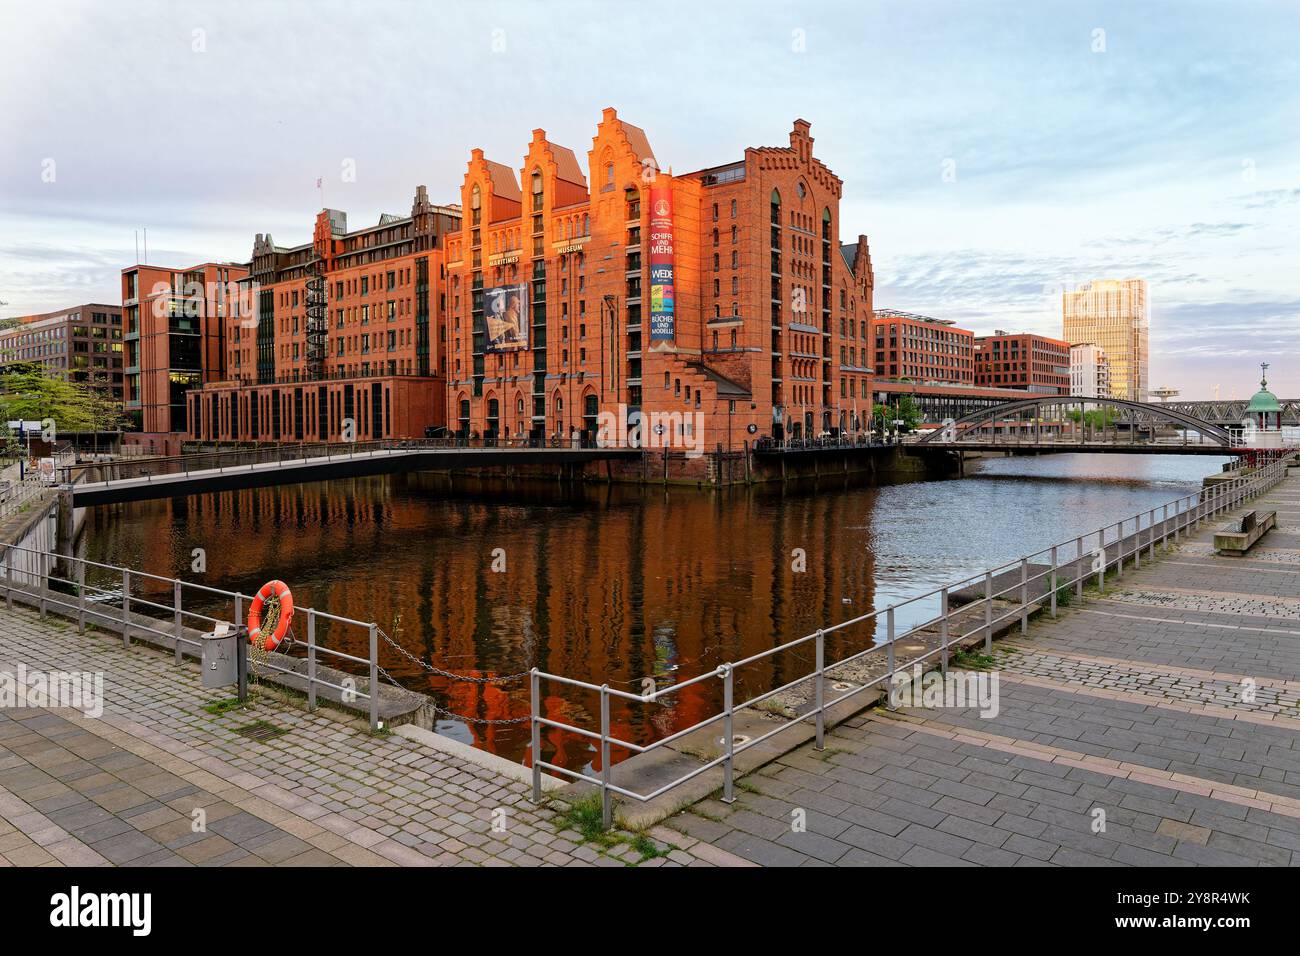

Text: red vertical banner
xmin=648 ymin=181 xmax=675 ymax=345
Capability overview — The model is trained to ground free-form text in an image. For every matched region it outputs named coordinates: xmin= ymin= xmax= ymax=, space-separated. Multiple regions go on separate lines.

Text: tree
xmin=872 ymin=395 xmax=923 ymax=434
xmin=0 ymin=363 xmax=100 ymax=433
xmin=1067 ymin=406 xmax=1118 ymax=430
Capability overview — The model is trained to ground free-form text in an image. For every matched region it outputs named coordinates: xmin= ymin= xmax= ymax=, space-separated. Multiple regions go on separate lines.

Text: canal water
xmin=77 ymin=452 xmax=1227 ymax=768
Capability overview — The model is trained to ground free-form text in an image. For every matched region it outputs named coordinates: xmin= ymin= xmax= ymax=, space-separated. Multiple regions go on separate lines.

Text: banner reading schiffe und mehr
xmin=484 ymin=283 xmax=529 ymax=352
xmin=649 ymin=182 xmax=675 ymax=344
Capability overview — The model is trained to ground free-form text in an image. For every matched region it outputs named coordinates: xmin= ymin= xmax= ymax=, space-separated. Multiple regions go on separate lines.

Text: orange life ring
xmin=247 ymin=580 xmax=294 ymax=651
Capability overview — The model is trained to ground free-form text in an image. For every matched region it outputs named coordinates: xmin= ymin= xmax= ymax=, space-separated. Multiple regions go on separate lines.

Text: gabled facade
xmin=184 ymin=109 xmax=878 ymax=450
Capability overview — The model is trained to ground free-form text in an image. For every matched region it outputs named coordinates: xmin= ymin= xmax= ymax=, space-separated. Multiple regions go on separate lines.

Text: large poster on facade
xmin=484 ymin=283 xmax=528 ymax=352
xmin=648 ymin=183 xmax=675 ymax=345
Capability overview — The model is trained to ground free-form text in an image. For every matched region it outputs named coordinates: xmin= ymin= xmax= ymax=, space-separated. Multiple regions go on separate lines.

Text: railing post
xmin=1049 ymin=546 xmax=1058 ymax=618
xmin=886 ymin=606 xmax=898 ymax=707
xmin=2 ymin=553 xmax=9 ymax=611
xmin=38 ymin=553 xmax=47 ymax=619
xmin=983 ymin=571 xmax=993 ymax=651
xmin=76 ymin=560 xmax=85 ymax=634
xmin=307 ymin=610 xmax=317 ymax=711
xmin=722 ymin=664 xmax=735 ymax=804
xmin=940 ymin=587 xmax=950 ymax=674
xmin=814 ymin=628 xmax=825 ymax=751
xmin=122 ymin=569 xmax=131 ymax=648
xmin=530 ymin=668 xmax=542 ymax=804
xmin=599 ymin=684 xmax=613 ymax=828
xmin=1097 ymin=528 xmax=1106 ymax=594
xmin=1019 ymin=558 xmax=1029 ymax=633
xmin=1076 ymin=535 xmax=1085 ymax=601
xmin=1135 ymin=515 xmax=1142 ymax=569
xmin=1148 ymin=508 xmax=1157 ymax=560
xmin=1115 ymin=521 xmax=1124 ymax=577
xmin=368 ymin=623 xmax=379 ymax=731
xmin=173 ymin=580 xmax=183 ymax=664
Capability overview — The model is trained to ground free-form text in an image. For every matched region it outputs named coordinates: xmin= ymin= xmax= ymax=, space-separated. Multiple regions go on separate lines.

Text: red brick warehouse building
xmin=186 ymin=110 xmax=877 ymax=448
xmin=188 ymin=188 xmax=458 ymax=445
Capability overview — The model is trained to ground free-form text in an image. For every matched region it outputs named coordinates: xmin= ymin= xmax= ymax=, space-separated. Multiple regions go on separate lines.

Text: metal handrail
xmin=529 ymin=454 xmax=1295 ymax=826
xmin=0 ymin=541 xmax=385 ymax=729
xmin=58 ymin=436 xmax=644 ymax=488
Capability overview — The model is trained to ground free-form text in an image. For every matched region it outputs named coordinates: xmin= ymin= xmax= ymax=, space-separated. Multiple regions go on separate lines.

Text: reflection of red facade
xmin=84 ymin=475 xmax=876 ymax=770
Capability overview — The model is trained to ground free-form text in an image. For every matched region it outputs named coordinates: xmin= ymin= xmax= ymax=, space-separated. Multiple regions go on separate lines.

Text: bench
xmin=1213 ymin=510 xmax=1276 ymax=556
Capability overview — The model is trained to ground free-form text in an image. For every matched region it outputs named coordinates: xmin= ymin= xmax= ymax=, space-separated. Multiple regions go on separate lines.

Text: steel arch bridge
xmin=913 ymin=394 xmax=1235 ymax=447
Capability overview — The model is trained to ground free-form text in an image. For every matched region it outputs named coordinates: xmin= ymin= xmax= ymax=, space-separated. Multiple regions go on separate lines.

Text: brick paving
xmin=7 ymin=470 xmax=1300 ymax=868
xmin=663 ymin=469 xmax=1300 ymax=866
xmin=0 ymin=612 xmax=740 ymax=867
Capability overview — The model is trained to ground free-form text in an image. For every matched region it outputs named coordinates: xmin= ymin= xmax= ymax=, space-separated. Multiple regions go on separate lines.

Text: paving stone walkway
xmin=663 ymin=469 xmax=1300 ymax=866
xmin=0 ymin=611 xmax=741 ymax=867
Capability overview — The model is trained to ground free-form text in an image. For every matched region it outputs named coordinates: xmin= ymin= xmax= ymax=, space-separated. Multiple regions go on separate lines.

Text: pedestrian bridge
xmin=910 ymin=394 xmax=1277 ymax=453
xmin=62 ymin=440 xmax=641 ymax=506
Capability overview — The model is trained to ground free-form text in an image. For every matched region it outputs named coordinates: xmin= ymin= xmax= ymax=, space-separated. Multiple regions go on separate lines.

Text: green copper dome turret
xmin=1246 ymin=363 xmax=1282 ymax=415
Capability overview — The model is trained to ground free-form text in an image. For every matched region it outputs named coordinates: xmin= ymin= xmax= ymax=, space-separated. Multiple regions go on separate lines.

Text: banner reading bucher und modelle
xmin=649 ymin=181 xmax=675 ymax=344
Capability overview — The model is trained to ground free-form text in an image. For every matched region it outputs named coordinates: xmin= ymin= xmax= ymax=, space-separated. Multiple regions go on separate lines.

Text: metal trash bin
xmin=202 ymin=623 xmax=238 ymax=689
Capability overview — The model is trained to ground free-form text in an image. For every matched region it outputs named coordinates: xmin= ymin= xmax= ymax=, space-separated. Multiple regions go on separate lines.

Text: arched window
xmin=531 ymin=169 xmax=543 ymax=211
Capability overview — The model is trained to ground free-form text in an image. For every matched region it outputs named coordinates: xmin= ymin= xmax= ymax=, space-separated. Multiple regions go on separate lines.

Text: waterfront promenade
xmin=663 ymin=469 xmax=1300 ymax=866
xmin=0 ymin=611 xmax=740 ymax=867
xmin=4 ymin=467 xmax=1299 ymax=866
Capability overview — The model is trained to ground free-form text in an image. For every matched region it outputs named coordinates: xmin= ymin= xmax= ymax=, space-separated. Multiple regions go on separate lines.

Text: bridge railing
xmin=0 ymin=541 xmax=386 ymax=729
xmin=0 ymin=443 xmax=76 ymax=519
xmin=529 ymin=454 xmax=1295 ymax=827
xmin=59 ymin=435 xmax=643 ymax=487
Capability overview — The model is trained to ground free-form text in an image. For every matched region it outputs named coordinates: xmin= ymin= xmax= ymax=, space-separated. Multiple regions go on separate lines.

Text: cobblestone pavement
xmin=663 ymin=472 xmax=1300 ymax=866
xmin=0 ymin=611 xmax=743 ymax=867
xmin=991 ymin=644 xmax=1300 ymax=720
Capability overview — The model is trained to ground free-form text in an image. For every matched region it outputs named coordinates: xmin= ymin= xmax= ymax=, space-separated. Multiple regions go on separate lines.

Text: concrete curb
xmin=393 ymin=724 xmax=566 ymax=793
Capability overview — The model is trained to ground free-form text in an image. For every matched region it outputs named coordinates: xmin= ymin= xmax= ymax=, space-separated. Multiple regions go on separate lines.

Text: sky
xmin=1 ymin=0 xmax=1297 ymax=400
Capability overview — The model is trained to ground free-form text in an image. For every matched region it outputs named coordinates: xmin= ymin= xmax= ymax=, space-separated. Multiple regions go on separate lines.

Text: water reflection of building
xmin=81 ymin=475 xmax=878 ymax=764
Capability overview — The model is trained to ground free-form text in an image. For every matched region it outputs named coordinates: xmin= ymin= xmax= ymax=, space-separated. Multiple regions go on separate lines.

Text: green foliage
xmin=950 ymin=649 xmax=998 ymax=670
xmin=873 ymin=394 xmax=923 ymax=433
xmin=1067 ymin=407 xmax=1119 ymax=429
xmin=0 ymin=363 xmax=126 ymax=434
xmin=560 ymin=793 xmax=617 ymax=844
